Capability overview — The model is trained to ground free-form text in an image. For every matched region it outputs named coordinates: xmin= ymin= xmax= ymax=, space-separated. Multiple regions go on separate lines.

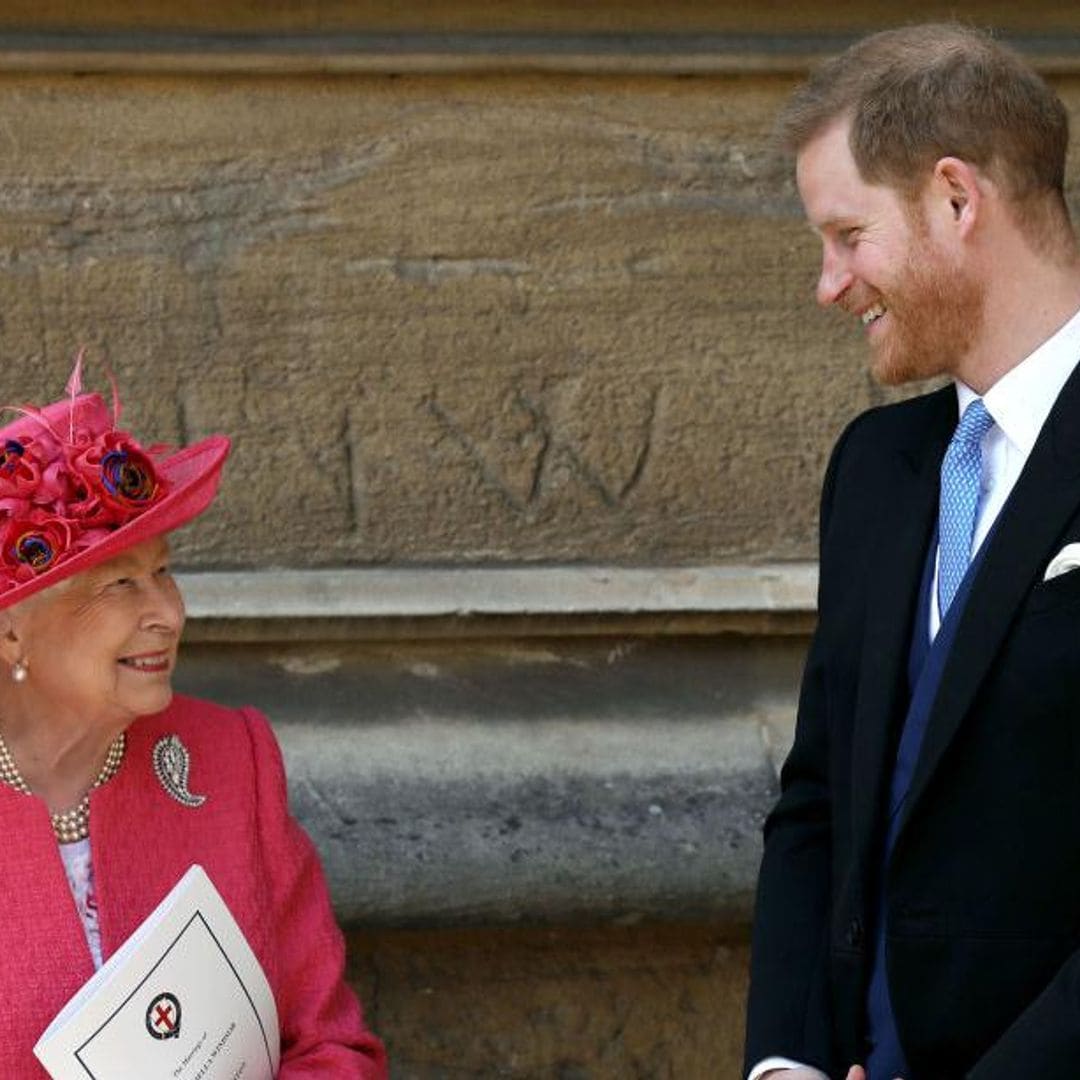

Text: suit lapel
xmin=896 ymin=357 xmax=1080 ymax=840
xmin=850 ymin=388 xmax=953 ymax=870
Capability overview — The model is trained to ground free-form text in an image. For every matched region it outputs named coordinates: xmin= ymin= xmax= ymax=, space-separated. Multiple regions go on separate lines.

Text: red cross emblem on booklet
xmin=145 ymin=992 xmax=182 ymax=1040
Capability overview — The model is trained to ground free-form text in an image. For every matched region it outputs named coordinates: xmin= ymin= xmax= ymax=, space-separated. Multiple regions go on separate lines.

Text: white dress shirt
xmin=749 ymin=306 xmax=1080 ymax=1080
xmin=931 ymin=309 xmax=1080 ymax=635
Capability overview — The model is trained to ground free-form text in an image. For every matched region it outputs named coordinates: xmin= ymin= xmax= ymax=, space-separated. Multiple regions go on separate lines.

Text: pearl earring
xmin=11 ymin=660 xmax=27 ymax=683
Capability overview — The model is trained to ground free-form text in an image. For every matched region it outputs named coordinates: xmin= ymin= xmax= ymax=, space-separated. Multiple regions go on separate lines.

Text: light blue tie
xmin=938 ymin=399 xmax=995 ymax=619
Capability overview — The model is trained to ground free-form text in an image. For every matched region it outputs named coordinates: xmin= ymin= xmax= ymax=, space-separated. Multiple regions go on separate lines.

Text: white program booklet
xmin=34 ymin=864 xmax=280 ymax=1080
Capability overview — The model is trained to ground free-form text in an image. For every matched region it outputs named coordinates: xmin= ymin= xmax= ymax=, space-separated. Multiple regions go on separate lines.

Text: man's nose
xmin=816 ymin=248 xmax=853 ymax=308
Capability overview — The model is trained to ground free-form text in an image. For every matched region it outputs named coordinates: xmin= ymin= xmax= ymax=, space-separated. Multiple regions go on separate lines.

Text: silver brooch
xmin=152 ymin=734 xmax=207 ymax=808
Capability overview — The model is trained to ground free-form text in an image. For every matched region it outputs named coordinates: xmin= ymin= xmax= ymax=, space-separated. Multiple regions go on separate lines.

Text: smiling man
xmin=744 ymin=24 xmax=1080 ymax=1080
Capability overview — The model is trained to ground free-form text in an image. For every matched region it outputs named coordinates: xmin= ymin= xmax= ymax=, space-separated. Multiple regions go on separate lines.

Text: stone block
xmin=0 ymin=2 xmax=1076 ymax=35
xmin=347 ymin=922 xmax=750 ymax=1078
xmin=0 ymin=70 xmax=970 ymax=565
xmin=175 ymin=633 xmax=803 ymax=926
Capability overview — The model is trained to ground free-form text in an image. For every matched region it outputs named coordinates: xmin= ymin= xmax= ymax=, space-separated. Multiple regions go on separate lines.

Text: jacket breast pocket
xmin=1023 ymin=564 xmax=1080 ymax=617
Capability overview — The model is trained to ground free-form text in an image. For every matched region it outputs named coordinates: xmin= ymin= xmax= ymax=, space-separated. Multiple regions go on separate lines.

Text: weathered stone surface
xmin=172 ymin=614 xmax=796 ymax=1071
xmin=0 ymin=70 xmax=1076 ymax=565
xmin=300 ymin=731 xmax=771 ymax=927
xmin=348 ymin=922 xmax=750 ymax=1078
xmin=175 ymin=633 xmax=802 ymax=925
xmin=171 ymin=600 xmax=800 ymax=1070
xmin=5 ymin=70 xmax=1069 ymax=565
xmin=1 ymin=2 xmax=1076 ymax=34
xmin=176 ymin=563 xmax=819 ymax=618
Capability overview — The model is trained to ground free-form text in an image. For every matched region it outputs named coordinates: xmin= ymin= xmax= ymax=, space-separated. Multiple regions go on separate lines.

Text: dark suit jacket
xmin=745 ymin=362 xmax=1080 ymax=1079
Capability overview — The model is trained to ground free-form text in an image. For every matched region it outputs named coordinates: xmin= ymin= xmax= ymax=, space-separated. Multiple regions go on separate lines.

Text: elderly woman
xmin=0 ymin=363 xmax=386 ymax=1078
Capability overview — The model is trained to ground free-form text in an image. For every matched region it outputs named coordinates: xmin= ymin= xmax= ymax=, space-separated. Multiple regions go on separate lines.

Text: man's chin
xmin=869 ymin=345 xmax=949 ymax=387
xmin=869 ymin=352 xmax=915 ymax=387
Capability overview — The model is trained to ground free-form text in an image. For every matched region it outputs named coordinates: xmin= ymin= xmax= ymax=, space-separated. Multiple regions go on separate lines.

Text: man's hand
xmin=756 ymin=1066 xmax=905 ymax=1080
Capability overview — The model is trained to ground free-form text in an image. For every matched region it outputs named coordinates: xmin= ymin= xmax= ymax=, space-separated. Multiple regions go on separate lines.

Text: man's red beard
xmin=869 ymin=239 xmax=986 ymax=387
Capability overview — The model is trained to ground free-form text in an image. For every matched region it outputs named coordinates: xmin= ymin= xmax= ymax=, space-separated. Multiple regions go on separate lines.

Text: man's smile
xmin=861 ymin=302 xmax=887 ymax=327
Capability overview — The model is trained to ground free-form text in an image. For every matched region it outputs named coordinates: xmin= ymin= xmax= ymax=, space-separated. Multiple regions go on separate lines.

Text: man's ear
xmin=930 ymin=156 xmax=984 ymax=237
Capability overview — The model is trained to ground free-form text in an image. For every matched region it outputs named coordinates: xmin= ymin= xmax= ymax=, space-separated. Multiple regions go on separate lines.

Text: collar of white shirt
xmin=931 ymin=306 xmax=1080 ymax=636
xmin=956 ymin=304 xmax=1080 ymax=454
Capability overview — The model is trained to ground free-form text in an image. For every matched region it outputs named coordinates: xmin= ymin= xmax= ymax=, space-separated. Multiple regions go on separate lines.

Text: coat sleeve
xmin=743 ymin=417 xmax=864 ymax=1078
xmin=242 ymin=707 xmax=388 ymax=1079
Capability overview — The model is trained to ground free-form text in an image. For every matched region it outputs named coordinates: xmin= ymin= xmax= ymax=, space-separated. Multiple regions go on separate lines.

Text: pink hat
xmin=0 ymin=357 xmax=230 ymax=610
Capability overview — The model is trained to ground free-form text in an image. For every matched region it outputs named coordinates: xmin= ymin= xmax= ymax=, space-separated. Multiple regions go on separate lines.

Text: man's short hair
xmin=778 ymin=23 xmax=1069 ymax=218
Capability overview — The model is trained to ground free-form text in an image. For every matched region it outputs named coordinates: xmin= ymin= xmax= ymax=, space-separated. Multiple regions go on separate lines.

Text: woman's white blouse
xmin=58 ymin=838 xmax=103 ymax=969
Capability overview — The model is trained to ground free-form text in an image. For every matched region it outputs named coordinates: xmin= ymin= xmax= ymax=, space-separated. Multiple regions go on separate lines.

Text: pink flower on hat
xmin=0 ymin=438 xmax=43 ymax=503
xmin=0 ymin=512 xmax=75 ymax=584
xmin=67 ymin=432 xmax=166 ymax=525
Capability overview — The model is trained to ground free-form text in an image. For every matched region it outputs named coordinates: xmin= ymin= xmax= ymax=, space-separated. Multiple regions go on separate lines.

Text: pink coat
xmin=0 ymin=694 xmax=387 ymax=1078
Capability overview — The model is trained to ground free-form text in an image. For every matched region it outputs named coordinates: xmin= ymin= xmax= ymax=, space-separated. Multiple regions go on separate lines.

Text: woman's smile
xmin=117 ymin=650 xmax=172 ymax=674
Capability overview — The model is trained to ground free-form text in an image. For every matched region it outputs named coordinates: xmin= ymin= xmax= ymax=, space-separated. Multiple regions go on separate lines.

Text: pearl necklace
xmin=0 ymin=731 xmax=126 ymax=844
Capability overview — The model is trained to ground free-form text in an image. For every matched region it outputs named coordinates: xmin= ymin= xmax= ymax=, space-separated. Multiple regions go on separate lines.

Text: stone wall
xmin=0 ymin=70 xmax=862 ymax=565
xmin=0 ymin=2 xmax=1076 ymax=33
xmin=346 ymin=923 xmax=751 ymax=1078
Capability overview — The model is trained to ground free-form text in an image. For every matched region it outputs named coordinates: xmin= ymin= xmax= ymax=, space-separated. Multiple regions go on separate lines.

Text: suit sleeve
xmin=243 ymin=707 xmax=389 ymax=1079
xmin=743 ymin=417 xmax=863 ymax=1078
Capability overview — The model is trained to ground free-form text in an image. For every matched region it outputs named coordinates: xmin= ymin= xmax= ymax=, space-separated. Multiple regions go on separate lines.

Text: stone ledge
xmin=177 ymin=564 xmax=818 ymax=618
xmin=0 ymin=30 xmax=1077 ymax=74
xmin=176 ymin=563 xmax=818 ymax=642
xmin=176 ymin=634 xmax=800 ymax=927
xmin=280 ymin=713 xmax=777 ymax=928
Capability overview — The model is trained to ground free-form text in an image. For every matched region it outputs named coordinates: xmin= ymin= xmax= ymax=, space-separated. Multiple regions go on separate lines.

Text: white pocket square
xmin=1044 ymin=543 xmax=1080 ymax=581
